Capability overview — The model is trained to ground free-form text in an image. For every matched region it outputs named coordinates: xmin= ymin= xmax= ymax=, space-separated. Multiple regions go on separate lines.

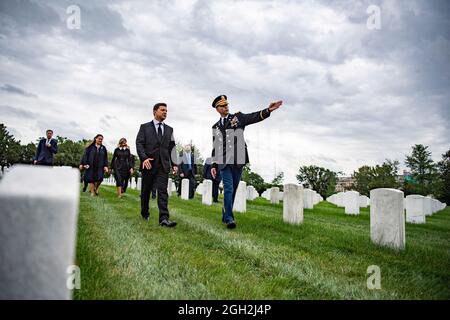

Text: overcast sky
xmin=1 ymin=0 xmax=449 ymax=182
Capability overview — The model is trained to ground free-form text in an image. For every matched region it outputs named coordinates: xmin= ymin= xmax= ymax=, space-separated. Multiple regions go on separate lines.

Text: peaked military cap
xmin=212 ymin=95 xmax=228 ymax=108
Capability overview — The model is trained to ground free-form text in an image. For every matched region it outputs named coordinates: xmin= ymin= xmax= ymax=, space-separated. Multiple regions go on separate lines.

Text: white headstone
xmin=344 ymin=191 xmax=360 ymax=215
xmin=181 ymin=178 xmax=190 ymax=200
xmin=196 ymin=183 xmax=204 ymax=195
xmin=336 ymin=192 xmax=345 ymax=207
xmin=202 ymin=179 xmax=213 ymax=206
xmin=246 ymin=186 xmax=258 ymax=201
xmin=167 ymin=178 xmax=173 ymax=195
xmin=137 ymin=177 xmax=142 ymax=191
xmin=370 ymin=188 xmax=405 ymax=250
xmin=0 ymin=165 xmax=80 ymax=299
xmin=423 ymin=197 xmax=433 ymax=216
xmin=283 ymin=184 xmax=304 ymax=224
xmin=270 ymin=187 xmax=280 ymax=204
xmin=405 ymin=195 xmax=426 ymax=224
xmin=303 ymin=189 xmax=314 ymax=209
xmin=432 ymin=199 xmax=441 ymax=214
xmin=359 ymin=195 xmax=369 ymax=208
xmin=262 ymin=189 xmax=271 ymax=201
xmin=233 ymin=181 xmax=247 ymax=213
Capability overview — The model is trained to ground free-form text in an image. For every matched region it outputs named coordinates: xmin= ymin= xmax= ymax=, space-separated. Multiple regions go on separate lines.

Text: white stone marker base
xmin=344 ymin=191 xmax=360 ymax=215
xmin=270 ymin=187 xmax=280 ymax=204
xmin=370 ymin=188 xmax=405 ymax=250
xmin=181 ymin=178 xmax=190 ymax=200
xmin=283 ymin=184 xmax=304 ymax=224
xmin=0 ymin=165 xmax=80 ymax=299
xmin=405 ymin=195 xmax=426 ymax=224
xmin=233 ymin=181 xmax=247 ymax=213
xmin=202 ymin=179 xmax=213 ymax=206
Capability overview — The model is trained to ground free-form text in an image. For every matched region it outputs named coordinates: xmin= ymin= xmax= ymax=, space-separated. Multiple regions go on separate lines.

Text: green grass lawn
xmin=74 ymin=185 xmax=450 ymax=300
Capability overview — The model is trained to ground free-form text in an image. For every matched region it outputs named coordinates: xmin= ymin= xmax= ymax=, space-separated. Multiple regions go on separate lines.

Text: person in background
xmin=80 ymin=134 xmax=109 ymax=197
xmin=33 ymin=129 xmax=58 ymax=166
xmin=110 ymin=138 xmax=134 ymax=198
xmin=203 ymin=157 xmax=221 ymax=203
xmin=179 ymin=144 xmax=197 ymax=199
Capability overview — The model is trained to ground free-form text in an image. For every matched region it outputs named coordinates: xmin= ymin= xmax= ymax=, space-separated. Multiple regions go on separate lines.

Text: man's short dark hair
xmin=46 ymin=129 xmax=53 ymax=134
xmin=153 ymin=103 xmax=167 ymax=112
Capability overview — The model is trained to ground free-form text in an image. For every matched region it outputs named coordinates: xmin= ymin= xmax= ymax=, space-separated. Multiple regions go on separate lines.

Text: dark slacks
xmin=187 ymin=173 xmax=196 ymax=199
xmin=140 ymin=165 xmax=169 ymax=222
xmin=212 ymin=179 xmax=220 ymax=202
xmin=221 ymin=165 xmax=243 ymax=224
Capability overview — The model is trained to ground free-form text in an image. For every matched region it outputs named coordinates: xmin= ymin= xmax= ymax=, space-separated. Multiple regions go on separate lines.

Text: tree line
xmin=296 ymin=145 xmax=450 ymax=204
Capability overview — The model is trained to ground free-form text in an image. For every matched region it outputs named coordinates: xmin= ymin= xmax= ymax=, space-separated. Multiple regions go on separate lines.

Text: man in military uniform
xmin=210 ymin=95 xmax=282 ymax=229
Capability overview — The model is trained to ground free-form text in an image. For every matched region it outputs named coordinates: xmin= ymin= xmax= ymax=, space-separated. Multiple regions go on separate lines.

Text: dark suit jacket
xmin=34 ymin=138 xmax=58 ymax=165
xmin=211 ymin=108 xmax=271 ymax=171
xmin=179 ymin=151 xmax=197 ymax=177
xmin=80 ymin=144 xmax=108 ymax=182
xmin=136 ymin=120 xmax=176 ymax=174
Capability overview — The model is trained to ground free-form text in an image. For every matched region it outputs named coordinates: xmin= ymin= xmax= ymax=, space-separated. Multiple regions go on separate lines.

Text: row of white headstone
xmin=174 ymin=179 xmax=260 ymax=213
xmin=324 ymin=189 xmax=447 ymax=250
xmin=327 ymin=191 xmax=369 ymax=215
xmin=262 ymin=187 xmax=323 ymax=209
xmin=326 ymin=190 xmax=447 ymax=224
xmin=103 ymin=176 xmax=177 ymax=195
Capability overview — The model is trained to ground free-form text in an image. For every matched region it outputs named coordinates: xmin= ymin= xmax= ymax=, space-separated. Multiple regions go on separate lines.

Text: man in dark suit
xmin=136 ymin=103 xmax=178 ymax=227
xmin=203 ymin=157 xmax=221 ymax=203
xmin=33 ymin=129 xmax=58 ymax=166
xmin=179 ymin=144 xmax=197 ymax=199
xmin=210 ymin=95 xmax=282 ymax=229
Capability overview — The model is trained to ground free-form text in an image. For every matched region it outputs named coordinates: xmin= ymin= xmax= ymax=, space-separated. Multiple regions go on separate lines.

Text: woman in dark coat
xmin=80 ymin=134 xmax=109 ymax=196
xmin=110 ymin=138 xmax=134 ymax=198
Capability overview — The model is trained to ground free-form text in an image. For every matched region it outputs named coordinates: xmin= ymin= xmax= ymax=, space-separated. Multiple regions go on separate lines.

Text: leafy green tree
xmin=0 ymin=124 xmax=21 ymax=171
xmin=53 ymin=136 xmax=87 ymax=167
xmin=296 ymin=165 xmax=339 ymax=198
xmin=271 ymin=172 xmax=284 ymax=186
xmin=353 ymin=159 xmax=399 ymax=196
xmin=352 ymin=165 xmax=372 ymax=196
xmin=241 ymin=165 xmax=266 ymax=195
xmin=17 ymin=142 xmax=37 ymax=164
xmin=437 ymin=150 xmax=450 ymax=204
xmin=405 ymin=144 xmax=437 ymax=195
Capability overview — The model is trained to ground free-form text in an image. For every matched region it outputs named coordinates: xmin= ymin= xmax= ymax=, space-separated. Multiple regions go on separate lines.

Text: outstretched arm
xmin=238 ymin=101 xmax=283 ymax=126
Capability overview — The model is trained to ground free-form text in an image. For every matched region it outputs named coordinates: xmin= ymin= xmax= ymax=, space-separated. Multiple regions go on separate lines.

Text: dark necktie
xmin=158 ymin=123 xmax=163 ymax=140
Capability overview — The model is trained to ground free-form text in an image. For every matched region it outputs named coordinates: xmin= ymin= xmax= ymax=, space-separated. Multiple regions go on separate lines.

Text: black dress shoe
xmin=160 ymin=219 xmax=177 ymax=227
xmin=142 ymin=215 xmax=149 ymax=221
xmin=226 ymin=221 xmax=236 ymax=229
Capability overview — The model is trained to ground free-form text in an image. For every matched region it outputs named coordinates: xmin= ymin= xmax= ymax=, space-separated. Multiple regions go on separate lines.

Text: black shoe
xmin=142 ymin=215 xmax=149 ymax=221
xmin=160 ymin=219 xmax=177 ymax=227
xmin=226 ymin=221 xmax=236 ymax=229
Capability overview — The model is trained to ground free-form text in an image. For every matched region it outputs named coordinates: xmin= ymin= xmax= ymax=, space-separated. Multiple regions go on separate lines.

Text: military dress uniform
xmin=211 ymin=95 xmax=272 ymax=228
